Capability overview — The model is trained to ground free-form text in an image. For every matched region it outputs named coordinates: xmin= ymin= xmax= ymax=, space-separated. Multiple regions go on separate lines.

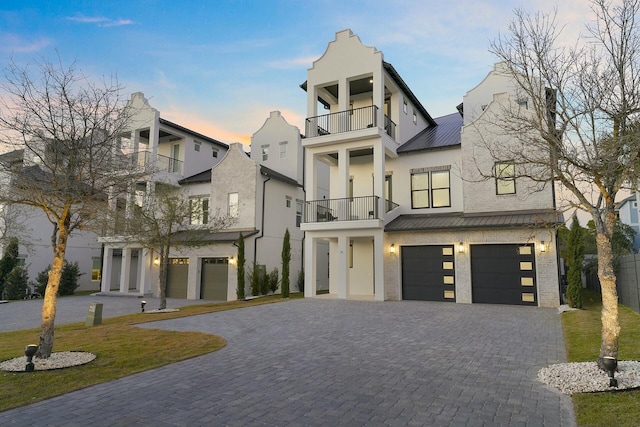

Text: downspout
xmin=301 ymin=143 xmax=306 ymax=272
xmin=254 ymin=173 xmax=271 ymax=265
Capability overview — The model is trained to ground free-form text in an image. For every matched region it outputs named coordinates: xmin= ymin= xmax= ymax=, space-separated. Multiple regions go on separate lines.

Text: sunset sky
xmin=1 ymin=0 xmax=597 ymax=147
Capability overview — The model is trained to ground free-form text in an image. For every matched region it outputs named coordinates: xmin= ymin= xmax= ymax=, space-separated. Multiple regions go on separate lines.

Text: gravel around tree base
xmin=538 ymin=361 xmax=640 ymax=394
xmin=0 ymin=351 xmax=96 ymax=372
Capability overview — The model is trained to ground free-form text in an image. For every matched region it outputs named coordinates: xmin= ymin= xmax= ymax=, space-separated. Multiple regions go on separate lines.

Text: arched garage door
xmin=471 ymin=244 xmax=537 ymax=306
xmin=166 ymin=258 xmax=189 ymax=298
xmin=401 ymin=245 xmax=456 ymax=302
xmin=200 ymin=258 xmax=228 ymax=300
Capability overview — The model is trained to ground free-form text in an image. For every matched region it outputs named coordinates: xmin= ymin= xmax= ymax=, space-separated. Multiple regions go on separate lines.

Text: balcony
xmin=114 ymin=151 xmax=183 ymax=175
xmin=305 ymin=106 xmax=396 ymax=140
xmin=304 ymin=196 xmax=398 ymax=223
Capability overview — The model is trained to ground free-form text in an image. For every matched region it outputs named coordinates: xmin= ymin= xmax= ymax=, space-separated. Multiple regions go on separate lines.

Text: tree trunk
xmin=36 ymin=213 xmax=70 ymax=358
xmin=596 ymin=214 xmax=620 ymax=368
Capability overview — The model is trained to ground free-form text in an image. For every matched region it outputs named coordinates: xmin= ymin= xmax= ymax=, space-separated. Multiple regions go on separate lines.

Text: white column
xmin=120 ymin=247 xmax=131 ymax=293
xmin=373 ymin=231 xmax=384 ymax=301
xmin=337 ymin=235 xmax=349 ymax=299
xmin=338 ymin=77 xmax=349 ymax=112
xmin=138 ymin=248 xmax=151 ymax=295
xmin=187 ymin=256 xmax=199 ymax=300
xmin=373 ymin=144 xmax=385 ymax=217
xmin=100 ymin=247 xmax=113 ymax=292
xmin=304 ymin=236 xmax=317 ymax=298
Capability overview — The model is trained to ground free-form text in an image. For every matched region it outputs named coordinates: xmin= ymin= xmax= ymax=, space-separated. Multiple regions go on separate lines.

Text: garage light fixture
xmin=153 ymin=257 xmax=160 ymax=266
xmin=389 ymin=244 xmax=396 ymax=254
xmin=458 ymin=242 xmax=464 ymax=253
xmin=539 ymin=241 xmax=547 ymax=253
xmin=228 ymin=256 xmax=236 ymax=265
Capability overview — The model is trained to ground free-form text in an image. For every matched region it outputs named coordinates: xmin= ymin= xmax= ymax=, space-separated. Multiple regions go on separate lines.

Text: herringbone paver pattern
xmin=0 ymin=299 xmax=575 ymax=426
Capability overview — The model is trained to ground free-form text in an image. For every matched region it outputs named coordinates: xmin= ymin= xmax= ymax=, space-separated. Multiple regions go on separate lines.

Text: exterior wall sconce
xmin=390 ymin=244 xmax=396 ymax=254
xmin=153 ymin=257 xmax=160 ymax=266
xmin=228 ymin=256 xmax=236 ymax=265
xmin=458 ymin=242 xmax=465 ymax=253
xmin=539 ymin=241 xmax=547 ymax=253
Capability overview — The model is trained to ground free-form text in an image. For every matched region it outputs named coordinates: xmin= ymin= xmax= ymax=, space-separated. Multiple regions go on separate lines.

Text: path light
xmin=25 ymin=344 xmax=38 ymax=372
xmin=141 ymin=300 xmax=147 ymax=313
xmin=602 ymin=356 xmax=618 ymax=387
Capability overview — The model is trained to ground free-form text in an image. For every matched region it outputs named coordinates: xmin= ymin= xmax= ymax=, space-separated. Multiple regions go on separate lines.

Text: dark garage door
xmin=471 ymin=244 xmax=537 ymax=306
xmin=201 ymin=258 xmax=228 ymax=300
xmin=402 ymin=245 xmax=456 ymax=302
xmin=166 ymin=258 xmax=189 ymax=298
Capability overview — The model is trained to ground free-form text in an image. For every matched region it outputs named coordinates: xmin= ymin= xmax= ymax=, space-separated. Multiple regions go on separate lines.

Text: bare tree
xmin=0 ymin=58 xmax=142 ymax=357
xmin=124 ymin=183 xmax=236 ymax=309
xmin=487 ymin=0 xmax=640 ymax=366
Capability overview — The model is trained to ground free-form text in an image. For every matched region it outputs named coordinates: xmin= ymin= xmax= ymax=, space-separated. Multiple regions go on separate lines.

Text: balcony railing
xmin=113 ymin=150 xmax=183 ymax=174
xmin=305 ymin=105 xmax=396 ymax=140
xmin=304 ymin=195 xmax=398 ymax=223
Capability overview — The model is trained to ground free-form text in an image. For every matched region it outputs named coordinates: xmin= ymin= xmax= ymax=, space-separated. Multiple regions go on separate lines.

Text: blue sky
xmin=0 ymin=0 xmax=591 ymax=146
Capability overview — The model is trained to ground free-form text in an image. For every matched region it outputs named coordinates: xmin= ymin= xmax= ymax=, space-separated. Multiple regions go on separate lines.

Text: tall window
xmin=296 ymin=201 xmax=303 ymax=227
xmin=91 ymin=258 xmax=102 ymax=282
xmin=261 ymin=145 xmax=269 ymax=161
xmin=228 ymin=192 xmax=239 ymax=217
xmin=403 ymin=98 xmax=408 ymax=114
xmin=189 ymin=196 xmax=209 ymax=225
xmin=280 ymin=141 xmax=287 ymax=159
xmin=413 ymin=110 xmax=417 ymax=125
xmin=495 ymin=162 xmax=516 ymax=195
xmin=411 ymin=168 xmax=451 ymax=209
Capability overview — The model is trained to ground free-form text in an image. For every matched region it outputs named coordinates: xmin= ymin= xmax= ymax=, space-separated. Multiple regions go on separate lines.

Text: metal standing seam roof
xmin=397 ymin=112 xmax=462 ymax=153
xmin=158 ymin=117 xmax=229 ymax=149
xmin=385 ymin=209 xmax=564 ymax=232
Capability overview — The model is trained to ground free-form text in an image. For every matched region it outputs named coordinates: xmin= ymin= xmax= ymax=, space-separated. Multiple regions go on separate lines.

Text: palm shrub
xmin=281 ymin=228 xmax=291 ymax=298
xmin=4 ymin=265 xmax=28 ymax=300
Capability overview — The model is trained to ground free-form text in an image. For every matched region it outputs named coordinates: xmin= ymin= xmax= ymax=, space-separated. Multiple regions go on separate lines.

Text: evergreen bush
xmin=4 ymin=265 xmax=29 ymax=300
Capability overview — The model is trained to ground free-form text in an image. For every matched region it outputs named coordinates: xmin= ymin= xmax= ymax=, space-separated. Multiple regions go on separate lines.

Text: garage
xmin=401 ymin=245 xmax=456 ymax=301
xmin=166 ymin=258 xmax=189 ymax=298
xmin=471 ymin=244 xmax=537 ymax=305
xmin=200 ymin=258 xmax=228 ymax=300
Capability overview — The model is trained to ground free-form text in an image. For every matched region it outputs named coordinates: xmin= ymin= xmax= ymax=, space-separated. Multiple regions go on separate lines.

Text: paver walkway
xmin=0 ymin=299 xmax=575 ymax=426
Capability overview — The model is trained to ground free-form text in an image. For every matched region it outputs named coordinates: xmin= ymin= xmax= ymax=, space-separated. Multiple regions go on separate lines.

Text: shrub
xmin=35 ymin=266 xmax=50 ymax=296
xmin=0 ymin=237 xmax=19 ymax=298
xmin=248 ymin=263 xmax=265 ymax=296
xmin=297 ymin=269 xmax=304 ymax=293
xmin=281 ymin=229 xmax=290 ymax=298
xmin=34 ymin=261 xmax=82 ymax=296
xmin=4 ymin=265 xmax=29 ymax=300
xmin=267 ymin=267 xmax=279 ymax=294
xmin=236 ymin=233 xmax=245 ymax=300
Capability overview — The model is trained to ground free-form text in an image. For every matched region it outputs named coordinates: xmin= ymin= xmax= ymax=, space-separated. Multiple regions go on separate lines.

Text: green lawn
xmin=0 ymin=293 xmax=301 ymax=412
xmin=562 ymin=291 xmax=640 ymax=427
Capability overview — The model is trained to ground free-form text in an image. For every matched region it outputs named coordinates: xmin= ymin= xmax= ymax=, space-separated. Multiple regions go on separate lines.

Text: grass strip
xmin=562 ymin=290 xmax=640 ymax=427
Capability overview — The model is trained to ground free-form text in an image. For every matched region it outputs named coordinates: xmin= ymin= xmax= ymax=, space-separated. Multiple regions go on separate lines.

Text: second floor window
xmin=296 ymin=200 xmax=303 ymax=227
xmin=262 ymin=145 xmax=269 ymax=161
xmin=280 ymin=141 xmax=287 ymax=159
xmin=189 ymin=196 xmax=209 ymax=225
xmin=228 ymin=192 xmax=239 ymax=217
xmin=495 ymin=162 xmax=516 ymax=195
xmin=411 ymin=168 xmax=451 ymax=209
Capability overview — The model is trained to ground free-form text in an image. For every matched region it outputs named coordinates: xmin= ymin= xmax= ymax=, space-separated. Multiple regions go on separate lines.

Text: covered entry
xmin=166 ymin=258 xmax=189 ymax=298
xmin=471 ymin=244 xmax=537 ymax=305
xmin=200 ymin=258 xmax=229 ymax=300
xmin=401 ymin=245 xmax=456 ymax=301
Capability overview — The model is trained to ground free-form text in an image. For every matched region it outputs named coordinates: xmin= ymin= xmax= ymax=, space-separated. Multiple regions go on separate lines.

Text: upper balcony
xmin=303 ymin=195 xmax=399 ymax=227
xmin=305 ymin=105 xmax=396 ymax=141
xmin=113 ymin=150 xmax=183 ymax=175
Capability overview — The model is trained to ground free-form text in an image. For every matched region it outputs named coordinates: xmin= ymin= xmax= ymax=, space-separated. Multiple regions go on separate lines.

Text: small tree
xmin=267 ymin=267 xmax=279 ymax=294
xmin=35 ymin=267 xmax=50 ymax=296
xmin=248 ymin=262 xmax=263 ymax=296
xmin=0 ymin=236 xmax=19 ymax=298
xmin=59 ymin=261 xmax=82 ymax=296
xmin=236 ymin=233 xmax=245 ymax=300
xmin=566 ymin=216 xmax=585 ymax=309
xmin=4 ymin=265 xmax=28 ymax=300
xmin=281 ymin=228 xmax=291 ymax=298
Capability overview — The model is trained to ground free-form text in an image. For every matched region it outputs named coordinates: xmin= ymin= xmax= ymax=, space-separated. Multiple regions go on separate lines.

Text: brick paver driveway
xmin=0 ymin=299 xmax=575 ymax=426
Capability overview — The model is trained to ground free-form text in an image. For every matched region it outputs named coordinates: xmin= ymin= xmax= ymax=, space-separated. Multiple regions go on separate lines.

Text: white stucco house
xmin=616 ymin=193 xmax=640 ymax=252
xmin=301 ymin=29 xmax=562 ymax=307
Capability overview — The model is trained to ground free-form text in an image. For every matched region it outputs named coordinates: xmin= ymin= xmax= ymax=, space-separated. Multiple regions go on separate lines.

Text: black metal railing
xmin=305 ymin=195 xmax=393 ymax=223
xmin=305 ymin=106 xmax=397 ymax=140
xmin=113 ymin=150 xmax=183 ymax=174
xmin=384 ymin=115 xmax=396 ymax=139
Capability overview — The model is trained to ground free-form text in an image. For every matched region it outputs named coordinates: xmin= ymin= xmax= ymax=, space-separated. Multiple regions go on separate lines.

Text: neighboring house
xmin=616 ymin=193 xmax=640 ymax=252
xmin=100 ymin=106 xmax=319 ymax=300
xmin=301 ymin=29 xmax=562 ymax=307
xmin=0 ymin=149 xmax=102 ymax=293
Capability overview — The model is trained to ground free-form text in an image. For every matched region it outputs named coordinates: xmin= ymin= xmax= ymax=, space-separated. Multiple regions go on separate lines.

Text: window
xmin=212 ymin=148 xmax=218 ymax=158
xmin=411 ymin=172 xmax=430 ymax=208
xmin=194 ymin=141 xmax=201 ymax=152
xmin=413 ymin=110 xmax=417 ymax=125
xmin=261 ymin=145 xmax=269 ymax=161
xmin=296 ymin=200 xmax=303 ymax=227
xmin=517 ymin=98 xmax=529 ymax=109
xmin=280 ymin=141 xmax=287 ymax=159
xmin=228 ymin=192 xmax=239 ymax=217
xmin=411 ymin=168 xmax=451 ymax=209
xmin=286 ymin=196 xmax=292 ymax=208
xmin=403 ymin=98 xmax=408 ymax=114
xmin=495 ymin=162 xmax=516 ymax=195
xmin=91 ymin=258 xmax=101 ymax=282
xmin=189 ymin=196 xmax=209 ymax=225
